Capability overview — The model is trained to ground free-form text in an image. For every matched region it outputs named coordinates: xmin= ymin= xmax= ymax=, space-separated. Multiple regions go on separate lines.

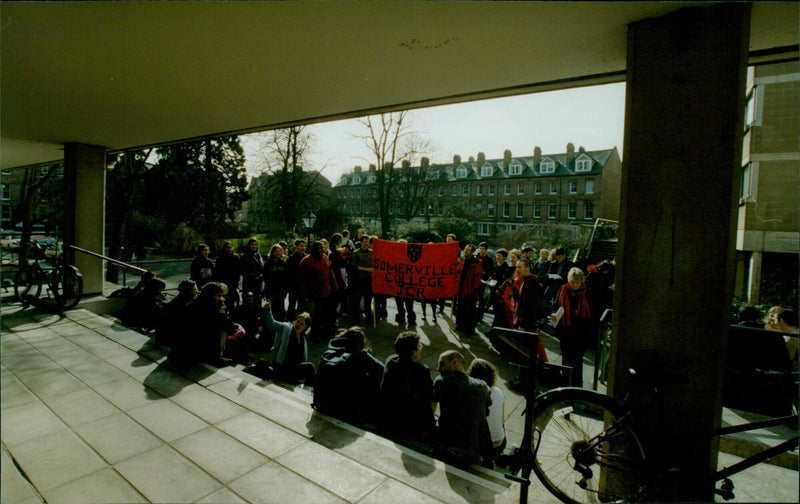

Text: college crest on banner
xmin=371 ymin=239 xmax=460 ymax=300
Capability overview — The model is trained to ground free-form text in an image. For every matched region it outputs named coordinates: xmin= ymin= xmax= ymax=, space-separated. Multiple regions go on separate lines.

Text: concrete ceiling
xmin=1 ymin=1 xmax=797 ymax=171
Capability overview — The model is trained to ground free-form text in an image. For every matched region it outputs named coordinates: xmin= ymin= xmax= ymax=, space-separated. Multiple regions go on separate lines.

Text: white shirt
xmin=487 ymin=386 xmax=505 ymax=444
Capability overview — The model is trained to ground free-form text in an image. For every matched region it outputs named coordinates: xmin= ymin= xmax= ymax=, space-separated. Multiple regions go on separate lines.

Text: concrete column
xmin=747 ymin=250 xmax=763 ymax=303
xmin=63 ymin=143 xmax=106 ymax=296
xmin=611 ymin=4 xmax=750 ymax=501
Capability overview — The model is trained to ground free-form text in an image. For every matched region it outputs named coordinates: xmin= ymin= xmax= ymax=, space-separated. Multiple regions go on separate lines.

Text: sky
xmin=241 ymin=82 xmax=626 ymax=184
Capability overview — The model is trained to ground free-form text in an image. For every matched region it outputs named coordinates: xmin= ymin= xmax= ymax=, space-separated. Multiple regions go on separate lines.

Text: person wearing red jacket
xmin=299 ymin=241 xmax=338 ymax=340
xmin=455 ymin=244 xmax=483 ymax=336
xmin=550 ymin=267 xmax=591 ymax=387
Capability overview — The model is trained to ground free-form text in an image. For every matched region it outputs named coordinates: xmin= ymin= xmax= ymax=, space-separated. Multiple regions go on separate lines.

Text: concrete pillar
xmin=747 ymin=250 xmax=763 ymax=303
xmin=611 ymin=4 xmax=750 ymax=501
xmin=63 ymin=143 xmax=106 ymax=296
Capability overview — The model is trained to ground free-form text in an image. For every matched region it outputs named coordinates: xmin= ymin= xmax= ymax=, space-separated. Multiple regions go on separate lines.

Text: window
xmin=456 ymin=166 xmax=468 ymax=178
xmin=502 ymin=203 xmax=510 ymax=218
xmin=548 ymin=203 xmax=557 ymax=219
xmin=353 ymin=175 xmax=361 ymax=184
xmin=516 ymin=202 xmax=524 ymax=218
xmin=451 ymin=186 xmax=458 ymax=196
xmin=540 ymin=159 xmax=555 ymax=174
xmin=367 ymin=173 xmax=376 ymax=183
xmin=534 ymin=182 xmax=542 ymax=195
xmin=343 ymin=203 xmax=348 ymax=213
xmin=481 ymin=164 xmax=493 ymax=177
xmin=438 ymin=187 xmax=444 ymax=197
xmin=585 ymin=180 xmax=594 ymax=194
xmin=549 ymin=182 xmax=558 ymax=194
xmin=488 ymin=185 xmax=495 ymax=196
xmin=1 ymin=204 xmax=10 ymax=222
xmin=509 ymin=162 xmax=523 ymax=176
xmin=339 ymin=177 xmax=348 ymax=186
xmin=476 ymin=204 xmax=482 ymax=213
xmin=478 ymin=223 xmax=491 ymax=235
xmin=517 ymin=183 xmax=524 ymax=195
xmin=584 ymin=202 xmax=594 ymax=220
xmin=533 ymin=203 xmax=541 ymax=219
xmin=2 ymin=184 xmax=11 ymax=200
xmin=428 ymin=187 xmax=434 ymax=197
xmin=488 ymin=204 xmax=495 ymax=217
xmin=353 ymin=203 xmax=360 ymax=213
xmin=567 ymin=202 xmax=577 ymax=219
xmin=740 ymin=162 xmax=758 ymax=202
xmin=356 ymin=188 xmax=362 ymax=198
xmin=745 ymin=87 xmax=762 ymax=128
xmin=575 ymin=156 xmax=592 ymax=172
xmin=503 ymin=184 xmax=510 ymax=195
xmin=462 ymin=185 xmax=469 ymax=196
xmin=569 ymin=181 xmax=578 ymax=194
xmin=477 ymin=185 xmax=483 ymax=196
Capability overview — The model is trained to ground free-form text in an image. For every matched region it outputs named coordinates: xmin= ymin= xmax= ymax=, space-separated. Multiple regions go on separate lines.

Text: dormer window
xmin=575 ymin=155 xmax=592 ymax=173
xmin=480 ymin=163 xmax=493 ymax=177
xmin=509 ymin=161 xmax=523 ymax=176
xmin=340 ymin=178 xmax=348 ymax=186
xmin=456 ymin=165 xmax=468 ymax=178
xmin=425 ymin=169 xmax=439 ymax=181
xmin=353 ymin=175 xmax=361 ymax=184
xmin=540 ymin=158 xmax=555 ymax=174
xmin=367 ymin=173 xmax=376 ymax=183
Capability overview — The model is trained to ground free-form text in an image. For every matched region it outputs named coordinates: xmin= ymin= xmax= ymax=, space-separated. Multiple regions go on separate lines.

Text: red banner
xmin=371 ymin=239 xmax=460 ymax=300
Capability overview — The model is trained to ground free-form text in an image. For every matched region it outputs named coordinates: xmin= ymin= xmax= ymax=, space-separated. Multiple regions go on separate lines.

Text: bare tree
xmin=354 ymin=111 xmax=436 ymax=235
xmin=254 ymin=126 xmax=329 ymax=232
xmin=14 ymin=165 xmax=63 ymax=262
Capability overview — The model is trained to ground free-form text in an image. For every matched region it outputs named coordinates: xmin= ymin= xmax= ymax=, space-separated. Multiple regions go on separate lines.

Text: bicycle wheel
xmin=532 ymin=388 xmax=647 ymax=504
xmin=14 ymin=266 xmax=41 ymax=303
xmin=53 ymin=265 xmax=83 ymax=309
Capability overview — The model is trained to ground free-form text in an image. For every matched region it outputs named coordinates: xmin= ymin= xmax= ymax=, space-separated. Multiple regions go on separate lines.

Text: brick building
xmin=334 ymin=143 xmax=621 ymax=238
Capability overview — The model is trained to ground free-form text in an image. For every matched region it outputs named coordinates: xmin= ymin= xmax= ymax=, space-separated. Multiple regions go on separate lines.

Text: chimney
xmin=504 ymin=149 xmax=512 ymax=166
xmin=354 ymin=165 xmax=362 ymax=173
xmin=402 ymin=160 xmax=410 ymax=169
xmin=453 ymin=154 xmax=461 ymax=166
xmin=369 ymin=164 xmax=377 ymax=171
xmin=566 ymin=142 xmax=575 ymax=165
xmin=468 ymin=156 xmax=475 ymax=163
xmin=477 ymin=152 xmax=486 ymax=164
xmin=421 ymin=157 xmax=429 ymax=168
xmin=579 ymin=146 xmax=586 ymax=153
xmin=533 ymin=146 xmax=542 ymax=166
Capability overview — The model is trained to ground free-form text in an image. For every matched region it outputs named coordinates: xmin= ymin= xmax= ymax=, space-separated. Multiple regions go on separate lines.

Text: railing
xmin=70 ymin=245 xmax=191 ymax=289
xmin=584 ymin=218 xmax=619 ymax=260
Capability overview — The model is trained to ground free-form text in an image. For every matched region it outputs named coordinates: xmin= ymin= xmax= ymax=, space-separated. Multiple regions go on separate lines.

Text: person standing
xmin=489 ymin=248 xmax=513 ymax=328
xmin=285 ymin=239 xmax=306 ymax=319
xmin=190 ymin=244 xmax=215 ymax=289
xmin=476 ymin=242 xmax=495 ymax=317
xmin=533 ymin=248 xmax=551 ymax=279
xmin=551 ymin=267 xmax=591 ymax=387
xmin=299 ymin=241 xmax=337 ymax=340
xmin=433 ymin=350 xmax=492 ymax=466
xmin=351 ymin=235 xmax=374 ymax=324
xmin=263 ymin=243 xmax=289 ymax=321
xmin=215 ymin=241 xmax=241 ymax=309
xmin=513 ymin=258 xmax=548 ymax=362
xmin=394 ymin=239 xmax=417 ymax=326
xmin=545 ymin=247 xmax=575 ymax=300
xmin=467 ymin=358 xmax=505 ymax=465
xmin=438 ymin=233 xmax=458 ymax=315
xmin=240 ymin=238 xmax=263 ymax=304
xmin=455 ymin=244 xmax=483 ymax=336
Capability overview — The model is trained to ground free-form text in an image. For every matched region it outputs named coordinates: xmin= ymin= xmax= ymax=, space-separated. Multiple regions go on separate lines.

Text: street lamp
xmin=302 ymin=209 xmax=317 ymax=241
xmin=427 ymin=204 xmax=432 ymax=232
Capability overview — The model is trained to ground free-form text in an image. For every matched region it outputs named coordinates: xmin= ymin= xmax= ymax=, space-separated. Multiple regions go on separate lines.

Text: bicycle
xmin=500 ymin=328 xmax=799 ymax=504
xmin=14 ymin=242 xmax=83 ymax=309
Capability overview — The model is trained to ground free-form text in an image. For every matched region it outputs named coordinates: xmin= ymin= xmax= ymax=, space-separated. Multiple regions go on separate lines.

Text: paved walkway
xmin=1 ymin=296 xmax=797 ymax=503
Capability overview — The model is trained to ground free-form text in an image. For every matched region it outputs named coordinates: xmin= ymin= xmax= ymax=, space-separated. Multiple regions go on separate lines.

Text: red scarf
xmin=557 ymin=283 xmax=590 ymax=326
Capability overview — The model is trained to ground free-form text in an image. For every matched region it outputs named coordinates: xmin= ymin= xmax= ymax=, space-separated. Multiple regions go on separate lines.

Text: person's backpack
xmin=313 ymin=346 xmax=353 ymax=418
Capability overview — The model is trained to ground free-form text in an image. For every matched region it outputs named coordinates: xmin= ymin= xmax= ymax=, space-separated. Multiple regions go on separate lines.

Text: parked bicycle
xmin=14 ymin=242 xmax=83 ymax=309
xmin=501 ymin=329 xmax=799 ymax=504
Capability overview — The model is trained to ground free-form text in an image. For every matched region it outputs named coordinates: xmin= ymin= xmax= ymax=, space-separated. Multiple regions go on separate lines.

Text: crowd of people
xmin=117 ymin=231 xmax=626 ymax=466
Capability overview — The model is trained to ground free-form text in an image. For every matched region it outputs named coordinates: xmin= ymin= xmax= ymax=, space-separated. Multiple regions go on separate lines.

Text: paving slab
xmin=41 ymin=468 xmax=146 ymax=504
xmin=114 ymin=444 xmax=222 ymax=503
xmin=171 ymin=427 xmax=270 ymax=484
xmin=228 ymin=461 xmax=347 ymax=504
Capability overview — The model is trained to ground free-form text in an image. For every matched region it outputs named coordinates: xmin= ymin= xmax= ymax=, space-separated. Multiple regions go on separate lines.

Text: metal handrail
xmin=70 ymin=245 xmax=148 ymax=274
